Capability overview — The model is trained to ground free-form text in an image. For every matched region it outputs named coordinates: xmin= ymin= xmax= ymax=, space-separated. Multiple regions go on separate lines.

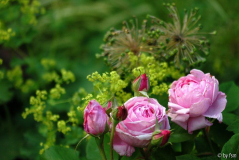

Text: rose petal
xmin=190 ymin=69 xmax=205 ymax=80
xmin=175 ymin=108 xmax=190 ymax=114
xmin=168 ymin=113 xmax=189 ymax=130
xmin=212 ymin=76 xmax=219 ymax=102
xmin=203 ymin=92 xmax=227 ymax=122
xmin=168 ymin=102 xmax=185 ymax=110
xmin=113 ymin=133 xmax=135 ymax=157
xmin=116 ymin=128 xmax=152 ymax=147
xmin=188 ymin=116 xmax=213 ymax=134
xmin=189 ymin=98 xmax=211 ymax=117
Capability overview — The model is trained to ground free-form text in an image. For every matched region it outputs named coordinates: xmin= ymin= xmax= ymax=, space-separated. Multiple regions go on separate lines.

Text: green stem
xmin=140 ymin=148 xmax=149 ymax=160
xmin=134 ymin=91 xmax=140 ymax=97
xmin=118 ymin=155 xmax=123 ymax=160
xmin=203 ymin=128 xmax=215 ymax=156
xmin=110 ymin=120 xmax=118 ymax=160
xmin=95 ymin=136 xmax=107 ymax=160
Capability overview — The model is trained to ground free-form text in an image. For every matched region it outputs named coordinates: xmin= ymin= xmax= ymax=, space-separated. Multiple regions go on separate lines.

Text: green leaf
xmin=64 ymin=127 xmax=84 ymax=145
xmin=210 ymin=121 xmax=233 ymax=147
xmin=182 ymin=140 xmax=194 ymax=154
xmin=171 ymin=142 xmax=182 ymax=152
xmin=200 ymin=156 xmax=219 ymax=160
xmin=169 ymin=123 xmax=197 ymax=143
xmin=220 ymin=81 xmax=239 ymax=112
xmin=222 ymin=113 xmax=239 ymax=126
xmin=86 ymin=133 xmax=119 ymax=160
xmin=221 ymin=134 xmax=239 ymax=160
xmin=151 ymin=145 xmax=176 ymax=160
xmin=226 ymin=119 xmax=239 ymax=134
xmin=0 ymin=79 xmax=13 ymax=104
xmin=40 ymin=146 xmax=80 ymax=160
xmin=195 ymin=136 xmax=211 ymax=153
xmin=176 ymin=154 xmax=200 ymax=160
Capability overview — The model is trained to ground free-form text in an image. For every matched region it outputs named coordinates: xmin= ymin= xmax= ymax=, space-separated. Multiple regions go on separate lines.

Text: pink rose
xmin=83 ymin=100 xmax=109 ymax=136
xmin=113 ymin=97 xmax=170 ymax=156
xmin=168 ymin=69 xmax=227 ymax=133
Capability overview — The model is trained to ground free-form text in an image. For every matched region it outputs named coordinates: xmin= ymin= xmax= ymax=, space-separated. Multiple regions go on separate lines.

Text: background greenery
xmin=0 ymin=0 xmax=239 ymax=160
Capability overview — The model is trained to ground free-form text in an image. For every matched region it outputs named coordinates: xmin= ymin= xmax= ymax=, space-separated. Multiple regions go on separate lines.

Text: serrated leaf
xmin=226 ymin=119 xmax=239 ymax=134
xmin=40 ymin=146 xmax=80 ymax=160
xmin=221 ymin=134 xmax=239 ymax=160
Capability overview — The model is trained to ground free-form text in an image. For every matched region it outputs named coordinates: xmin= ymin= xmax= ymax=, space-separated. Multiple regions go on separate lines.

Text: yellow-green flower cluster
xmin=41 ymin=59 xmax=56 ymax=70
xmin=67 ymin=107 xmax=79 ymax=126
xmin=0 ymin=24 xmax=15 ymax=43
xmin=0 ymin=0 xmax=9 ymax=5
xmin=23 ymin=90 xmax=48 ymax=122
xmin=50 ymin=84 xmax=66 ymax=99
xmin=6 ymin=65 xmax=37 ymax=93
xmin=61 ymin=69 xmax=75 ymax=84
xmin=42 ymin=71 xmax=60 ymax=83
xmin=22 ymin=67 xmax=78 ymax=154
xmin=152 ymin=83 xmax=170 ymax=96
xmin=131 ymin=53 xmax=183 ymax=95
xmin=21 ymin=79 xmax=35 ymax=93
xmin=81 ymin=71 xmax=130 ymax=109
xmin=41 ymin=59 xmax=75 ymax=84
xmin=7 ymin=65 xmax=23 ymax=88
xmin=57 ymin=120 xmax=71 ymax=134
xmin=19 ymin=0 xmax=42 ymax=25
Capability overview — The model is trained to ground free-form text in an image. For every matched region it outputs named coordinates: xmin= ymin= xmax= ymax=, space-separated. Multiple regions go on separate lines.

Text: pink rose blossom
xmin=113 ymin=97 xmax=170 ymax=156
xmin=83 ymin=100 xmax=109 ymax=136
xmin=168 ymin=69 xmax=227 ymax=133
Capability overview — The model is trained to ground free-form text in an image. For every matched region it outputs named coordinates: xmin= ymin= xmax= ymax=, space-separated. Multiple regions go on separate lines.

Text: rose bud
xmin=132 ymin=73 xmax=150 ymax=92
xmin=83 ymin=100 xmax=109 ymax=136
xmin=112 ymin=105 xmax=128 ymax=122
xmin=151 ymin=130 xmax=171 ymax=147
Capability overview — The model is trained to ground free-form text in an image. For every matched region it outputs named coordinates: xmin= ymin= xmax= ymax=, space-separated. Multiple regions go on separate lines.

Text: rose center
xmin=139 ymin=106 xmax=155 ymax=118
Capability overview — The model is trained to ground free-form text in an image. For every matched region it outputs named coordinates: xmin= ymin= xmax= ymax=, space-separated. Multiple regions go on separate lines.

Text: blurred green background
xmin=0 ymin=0 xmax=238 ymax=159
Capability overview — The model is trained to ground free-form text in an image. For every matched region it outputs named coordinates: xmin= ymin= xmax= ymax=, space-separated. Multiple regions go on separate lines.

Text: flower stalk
xmin=95 ymin=135 xmax=107 ymax=160
xmin=110 ymin=119 xmax=118 ymax=160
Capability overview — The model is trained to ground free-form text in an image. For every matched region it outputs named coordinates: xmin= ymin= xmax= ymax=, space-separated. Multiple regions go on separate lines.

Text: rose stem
xmin=95 ymin=135 xmax=107 ymax=160
xmin=203 ymin=128 xmax=215 ymax=155
xmin=118 ymin=155 xmax=123 ymax=160
xmin=110 ymin=120 xmax=118 ymax=160
xmin=139 ymin=148 xmax=149 ymax=160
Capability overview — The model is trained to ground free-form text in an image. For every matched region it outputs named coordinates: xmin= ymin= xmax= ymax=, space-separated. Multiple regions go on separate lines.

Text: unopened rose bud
xmin=112 ymin=105 xmax=128 ymax=122
xmin=83 ymin=100 xmax=109 ymax=136
xmin=132 ymin=73 xmax=150 ymax=92
xmin=151 ymin=130 xmax=171 ymax=147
